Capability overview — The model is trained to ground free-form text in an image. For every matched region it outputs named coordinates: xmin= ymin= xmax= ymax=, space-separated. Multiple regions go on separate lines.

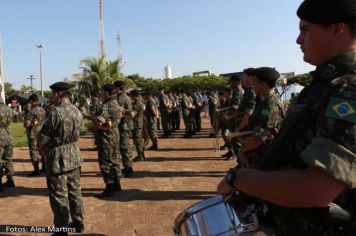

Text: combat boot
xmin=3 ymin=176 xmax=15 ymax=188
xmin=98 ymin=183 xmax=114 ymax=198
xmin=122 ymin=166 xmax=133 ymax=178
xmin=133 ymin=152 xmax=145 ymax=162
xmin=28 ymin=162 xmax=41 ymax=177
xmin=147 ymin=139 xmax=158 ymax=150
xmin=69 ymin=220 xmax=85 ymax=233
xmin=113 ymin=179 xmax=122 ymax=191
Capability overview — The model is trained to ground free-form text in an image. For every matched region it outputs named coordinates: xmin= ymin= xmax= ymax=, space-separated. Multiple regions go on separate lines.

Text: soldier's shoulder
xmin=331 ymin=74 xmax=356 ymax=99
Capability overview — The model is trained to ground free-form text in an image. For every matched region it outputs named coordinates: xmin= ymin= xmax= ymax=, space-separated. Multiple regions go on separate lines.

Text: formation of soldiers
xmin=0 ymin=67 xmax=286 ymax=235
xmin=207 ymin=67 xmax=285 ymax=166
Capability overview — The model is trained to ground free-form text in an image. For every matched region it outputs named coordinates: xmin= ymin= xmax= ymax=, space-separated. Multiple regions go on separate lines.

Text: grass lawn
xmin=10 ymin=122 xmax=28 ymax=147
xmin=10 ymin=119 xmax=90 ymax=147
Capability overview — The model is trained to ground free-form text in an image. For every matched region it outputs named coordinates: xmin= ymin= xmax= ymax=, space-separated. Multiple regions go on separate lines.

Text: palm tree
xmin=74 ymin=56 xmax=136 ymax=102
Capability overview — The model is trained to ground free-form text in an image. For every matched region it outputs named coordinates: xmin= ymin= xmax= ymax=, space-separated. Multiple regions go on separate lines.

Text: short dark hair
xmin=28 ymin=94 xmax=39 ymax=102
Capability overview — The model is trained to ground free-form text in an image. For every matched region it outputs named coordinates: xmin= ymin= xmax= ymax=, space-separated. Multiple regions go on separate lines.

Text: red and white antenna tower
xmin=99 ymin=0 xmax=105 ymax=58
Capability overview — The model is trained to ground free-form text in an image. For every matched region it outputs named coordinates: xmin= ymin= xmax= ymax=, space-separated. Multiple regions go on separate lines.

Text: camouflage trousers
xmin=147 ymin=119 xmax=158 ymax=141
xmin=182 ymin=109 xmax=192 ymax=132
xmin=160 ymin=110 xmax=171 ymax=133
xmin=0 ymin=145 xmax=14 ymax=178
xmin=98 ymin=147 xmax=121 ymax=184
xmin=119 ymin=130 xmax=133 ymax=169
xmin=28 ymin=138 xmax=40 ymax=164
xmin=46 ymin=167 xmax=84 ymax=227
xmin=132 ymin=128 xmax=143 ymax=154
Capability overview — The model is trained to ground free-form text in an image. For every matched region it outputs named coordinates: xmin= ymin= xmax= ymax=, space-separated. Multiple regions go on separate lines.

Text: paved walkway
xmin=0 ymin=118 xmax=233 ymax=236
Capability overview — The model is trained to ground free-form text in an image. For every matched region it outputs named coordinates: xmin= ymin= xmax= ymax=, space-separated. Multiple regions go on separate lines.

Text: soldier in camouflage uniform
xmin=181 ymin=91 xmax=194 ymax=138
xmin=24 ymin=94 xmax=46 ymax=176
xmin=192 ymin=91 xmax=203 ymax=132
xmin=236 ymin=68 xmax=257 ymax=131
xmin=218 ymin=0 xmax=356 ymax=235
xmin=83 ymin=90 xmax=102 ymax=150
xmin=131 ymin=90 xmax=146 ymax=161
xmin=0 ymin=86 xmax=14 ymax=191
xmin=92 ymin=84 xmax=122 ymax=197
xmin=89 ymin=90 xmax=102 ymax=117
xmin=158 ymin=88 xmax=171 ymax=138
xmin=230 ymin=69 xmax=258 ymax=161
xmin=143 ymin=90 xmax=159 ymax=150
xmin=114 ymin=80 xmax=134 ymax=177
xmin=221 ymin=75 xmax=245 ymax=160
xmin=208 ymin=90 xmax=219 ymax=137
xmin=38 ymin=82 xmax=84 ymax=235
xmin=235 ymin=67 xmax=284 ymax=167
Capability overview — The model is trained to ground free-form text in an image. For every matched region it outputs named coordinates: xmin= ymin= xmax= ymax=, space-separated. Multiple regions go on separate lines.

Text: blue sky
xmin=0 ymin=0 xmax=312 ymax=90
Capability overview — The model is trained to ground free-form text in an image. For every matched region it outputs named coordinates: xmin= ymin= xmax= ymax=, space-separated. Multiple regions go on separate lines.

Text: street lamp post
xmin=35 ymin=44 xmax=44 ymax=96
xmin=27 ymin=75 xmax=35 ymax=92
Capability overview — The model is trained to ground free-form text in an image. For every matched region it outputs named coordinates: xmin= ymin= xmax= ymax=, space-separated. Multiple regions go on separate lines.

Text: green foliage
xmin=81 ymin=119 xmax=90 ymax=135
xmin=127 ymin=74 xmax=228 ymax=91
xmin=10 ymin=123 xmax=28 ymax=147
xmin=287 ymin=73 xmax=312 ymax=87
xmin=4 ymin=82 xmax=17 ymax=98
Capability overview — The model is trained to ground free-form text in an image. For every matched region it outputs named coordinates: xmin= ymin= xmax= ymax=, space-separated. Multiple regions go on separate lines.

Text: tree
xmin=4 ymin=82 xmax=17 ymax=98
xmin=19 ymin=85 xmax=35 ymax=95
xmin=75 ymin=57 xmax=136 ymax=94
xmin=288 ymin=73 xmax=312 ymax=87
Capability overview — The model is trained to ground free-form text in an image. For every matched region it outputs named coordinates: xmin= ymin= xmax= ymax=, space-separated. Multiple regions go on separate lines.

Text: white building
xmin=164 ymin=65 xmax=172 ymax=79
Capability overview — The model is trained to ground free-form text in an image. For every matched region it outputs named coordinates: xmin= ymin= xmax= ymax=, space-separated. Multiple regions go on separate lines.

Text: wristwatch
xmin=224 ymin=168 xmax=237 ymax=188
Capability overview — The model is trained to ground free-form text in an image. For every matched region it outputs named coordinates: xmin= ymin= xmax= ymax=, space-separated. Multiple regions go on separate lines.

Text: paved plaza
xmin=0 ymin=118 xmax=233 ymax=236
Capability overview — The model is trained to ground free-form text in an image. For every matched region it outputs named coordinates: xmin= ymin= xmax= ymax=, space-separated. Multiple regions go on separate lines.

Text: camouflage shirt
xmin=0 ymin=99 xmax=13 ymax=147
xmin=90 ymin=99 xmax=102 ymax=117
xmin=238 ymin=86 xmax=256 ymax=116
xmin=96 ymin=96 xmax=121 ymax=148
xmin=24 ymin=105 xmax=46 ymax=138
xmin=260 ymin=50 xmax=356 ymax=235
xmin=132 ymin=98 xmax=145 ymax=129
xmin=118 ymin=92 xmax=133 ymax=131
xmin=144 ymin=98 xmax=157 ymax=123
xmin=249 ymin=90 xmax=284 ymax=142
xmin=38 ymin=99 xmax=83 ymax=174
xmin=231 ymin=87 xmax=244 ymax=107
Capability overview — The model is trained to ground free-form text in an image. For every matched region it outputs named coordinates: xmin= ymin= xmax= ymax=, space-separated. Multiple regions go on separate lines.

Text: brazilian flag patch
xmin=325 ymin=97 xmax=356 ymax=123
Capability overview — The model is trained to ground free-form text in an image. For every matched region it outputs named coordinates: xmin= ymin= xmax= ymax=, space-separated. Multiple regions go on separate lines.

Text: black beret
xmin=297 ymin=0 xmax=356 ymax=24
xmin=253 ymin=67 xmax=280 ymax=83
xmin=28 ymin=94 xmax=39 ymax=102
xmin=49 ymin=82 xmax=73 ymax=91
xmin=130 ymin=89 xmax=140 ymax=96
xmin=229 ymin=75 xmax=243 ymax=82
xmin=102 ymin=84 xmax=117 ymax=93
xmin=113 ymin=80 xmax=125 ymax=87
xmin=243 ymin=68 xmax=255 ymax=76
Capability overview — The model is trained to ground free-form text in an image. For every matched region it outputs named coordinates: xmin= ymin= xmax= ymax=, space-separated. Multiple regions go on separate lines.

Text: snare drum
xmin=173 ymin=194 xmax=263 ymax=236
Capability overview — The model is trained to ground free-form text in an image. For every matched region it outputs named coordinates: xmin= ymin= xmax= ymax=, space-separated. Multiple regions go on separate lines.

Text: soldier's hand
xmin=217 ymin=178 xmax=235 ymax=195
